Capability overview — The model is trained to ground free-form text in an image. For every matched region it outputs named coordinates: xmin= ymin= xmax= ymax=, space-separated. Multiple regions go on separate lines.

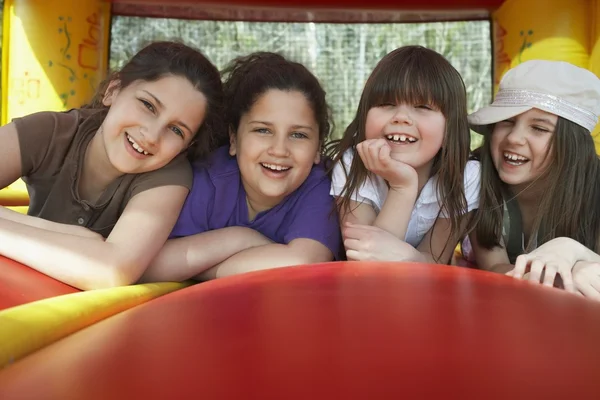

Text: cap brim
xmin=468 ymin=105 xmax=532 ymax=134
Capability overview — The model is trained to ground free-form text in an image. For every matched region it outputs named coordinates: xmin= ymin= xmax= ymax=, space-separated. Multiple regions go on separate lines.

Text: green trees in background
xmin=110 ymin=17 xmax=491 ymax=146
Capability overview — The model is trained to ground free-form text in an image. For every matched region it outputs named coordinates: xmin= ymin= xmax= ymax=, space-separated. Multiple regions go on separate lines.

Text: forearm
xmin=489 ymin=263 xmax=514 ymax=274
xmin=569 ymin=239 xmax=600 ymax=263
xmin=197 ymin=242 xmax=331 ymax=280
xmin=0 ymin=206 xmax=99 ymax=238
xmin=0 ymin=218 xmax=133 ymax=290
xmin=373 ymin=187 xmax=417 ymax=239
xmin=141 ymin=227 xmax=273 ymax=282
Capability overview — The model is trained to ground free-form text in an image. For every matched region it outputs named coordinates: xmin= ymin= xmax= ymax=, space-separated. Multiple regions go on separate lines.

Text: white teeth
xmin=503 ymin=152 xmax=528 ymax=161
xmin=386 ymin=134 xmax=417 ymax=143
xmin=261 ymin=163 xmax=290 ymax=171
xmin=127 ymin=134 xmax=150 ymax=155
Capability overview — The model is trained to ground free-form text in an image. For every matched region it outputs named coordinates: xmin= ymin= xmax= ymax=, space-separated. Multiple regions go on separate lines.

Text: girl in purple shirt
xmin=142 ymin=52 xmax=341 ymax=281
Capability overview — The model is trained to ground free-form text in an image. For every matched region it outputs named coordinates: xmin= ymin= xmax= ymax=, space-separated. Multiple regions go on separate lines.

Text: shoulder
xmin=16 ymin=108 xmax=106 ymax=176
xmin=193 ymin=145 xmax=238 ymax=178
xmin=464 ymin=160 xmax=482 ymax=195
xmin=189 ymin=146 xmax=239 ymax=191
xmin=13 ymin=108 xmax=103 ymax=137
xmin=305 ymin=160 xmax=333 ymax=188
xmin=129 ymin=154 xmax=193 ymax=199
xmin=464 ymin=160 xmax=481 ymax=181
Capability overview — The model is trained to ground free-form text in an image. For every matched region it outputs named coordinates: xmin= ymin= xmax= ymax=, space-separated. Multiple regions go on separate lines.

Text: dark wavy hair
xmin=220 ymin=52 xmax=333 ymax=147
xmin=86 ymin=41 xmax=226 ymax=162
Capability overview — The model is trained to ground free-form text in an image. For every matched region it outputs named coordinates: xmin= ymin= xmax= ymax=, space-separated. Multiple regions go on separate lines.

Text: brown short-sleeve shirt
xmin=13 ymin=109 xmax=193 ymax=238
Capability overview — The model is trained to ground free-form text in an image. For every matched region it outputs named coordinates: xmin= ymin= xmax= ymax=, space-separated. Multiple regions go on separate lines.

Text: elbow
xmin=292 ymin=249 xmax=334 ymax=266
xmin=79 ymin=257 xmax=144 ymax=290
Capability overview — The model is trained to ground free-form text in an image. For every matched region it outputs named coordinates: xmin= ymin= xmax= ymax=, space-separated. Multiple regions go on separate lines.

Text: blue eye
xmin=171 ymin=126 xmax=184 ymax=137
xmin=140 ymin=99 xmax=155 ymax=112
xmin=291 ymin=132 xmax=308 ymax=139
xmin=254 ymin=128 xmax=270 ymax=134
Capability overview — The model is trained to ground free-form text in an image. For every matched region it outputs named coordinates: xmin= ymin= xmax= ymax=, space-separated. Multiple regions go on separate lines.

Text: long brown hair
xmin=473 ymin=117 xmax=600 ymax=253
xmin=325 ymin=45 xmax=472 ymax=262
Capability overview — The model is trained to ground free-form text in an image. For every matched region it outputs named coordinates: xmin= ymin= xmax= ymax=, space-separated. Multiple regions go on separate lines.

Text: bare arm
xmin=468 ymin=231 xmax=512 ymax=273
xmin=139 ymin=227 xmax=273 ymax=282
xmin=0 ymin=122 xmax=21 ymax=190
xmin=338 ymin=187 xmax=417 ymax=239
xmin=0 ymin=206 xmax=101 ymax=239
xmin=0 ymin=185 xmax=189 ymax=290
xmin=0 ymin=122 xmax=102 ymax=239
xmin=416 ymin=211 xmax=478 ymax=265
xmin=196 ymin=238 xmax=333 ymax=280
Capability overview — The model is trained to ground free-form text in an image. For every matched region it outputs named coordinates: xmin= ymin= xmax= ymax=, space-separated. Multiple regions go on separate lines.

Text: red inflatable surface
xmin=1 ymin=262 xmax=600 ymax=399
xmin=0 ymin=256 xmax=78 ymax=311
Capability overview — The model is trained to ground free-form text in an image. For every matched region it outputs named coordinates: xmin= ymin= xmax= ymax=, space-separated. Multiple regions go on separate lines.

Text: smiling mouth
xmin=503 ymin=151 xmax=529 ymax=166
xmin=126 ymin=133 xmax=152 ymax=156
xmin=260 ymin=162 xmax=291 ymax=173
xmin=386 ymin=134 xmax=417 ymax=144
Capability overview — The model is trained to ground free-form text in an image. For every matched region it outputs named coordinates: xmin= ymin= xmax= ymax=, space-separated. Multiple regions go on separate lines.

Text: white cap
xmin=469 ymin=60 xmax=600 ymax=133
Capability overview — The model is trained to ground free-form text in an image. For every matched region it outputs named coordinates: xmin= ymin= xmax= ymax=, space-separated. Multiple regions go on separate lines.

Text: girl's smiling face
xmin=100 ymin=75 xmax=207 ymax=175
xmin=229 ymin=89 xmax=321 ymax=217
xmin=490 ymin=108 xmax=557 ymax=188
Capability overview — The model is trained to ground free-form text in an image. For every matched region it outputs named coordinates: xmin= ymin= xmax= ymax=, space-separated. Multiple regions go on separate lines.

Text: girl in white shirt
xmin=327 ymin=45 xmax=480 ymax=264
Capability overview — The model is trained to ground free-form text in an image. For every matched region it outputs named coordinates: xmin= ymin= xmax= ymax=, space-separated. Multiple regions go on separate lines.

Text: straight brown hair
xmin=325 ymin=46 xmax=472 ymax=262
xmin=473 ymin=117 xmax=600 ymax=253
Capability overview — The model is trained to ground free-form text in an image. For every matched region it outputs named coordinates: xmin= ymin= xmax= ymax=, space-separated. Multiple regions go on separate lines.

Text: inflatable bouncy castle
xmin=1 ymin=0 xmax=600 ymax=211
xmin=1 ymin=2 xmax=600 ymax=397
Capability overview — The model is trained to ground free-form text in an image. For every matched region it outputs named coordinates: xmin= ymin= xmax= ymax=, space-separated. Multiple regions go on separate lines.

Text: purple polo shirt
xmin=171 ymin=146 xmax=341 ymax=258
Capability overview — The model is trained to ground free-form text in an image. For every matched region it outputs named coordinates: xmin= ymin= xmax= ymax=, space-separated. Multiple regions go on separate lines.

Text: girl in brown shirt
xmin=0 ymin=41 xmax=225 ymax=290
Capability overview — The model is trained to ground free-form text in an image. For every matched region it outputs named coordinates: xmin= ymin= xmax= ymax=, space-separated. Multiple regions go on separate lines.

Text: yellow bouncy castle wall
xmin=0 ymin=0 xmax=111 ymax=209
xmin=492 ymin=0 xmax=600 ymax=154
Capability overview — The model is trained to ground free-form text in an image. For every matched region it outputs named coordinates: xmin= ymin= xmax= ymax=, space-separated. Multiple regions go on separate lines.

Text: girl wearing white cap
xmin=468 ymin=60 xmax=600 ymax=297
xmin=327 ymin=46 xmax=480 ymax=264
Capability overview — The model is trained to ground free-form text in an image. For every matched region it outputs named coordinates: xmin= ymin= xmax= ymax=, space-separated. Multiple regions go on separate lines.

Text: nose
xmin=139 ymin=123 xmax=161 ymax=148
xmin=391 ymin=105 xmax=413 ymax=125
xmin=505 ymin=124 xmax=526 ymax=145
xmin=267 ymin=135 xmax=290 ymax=158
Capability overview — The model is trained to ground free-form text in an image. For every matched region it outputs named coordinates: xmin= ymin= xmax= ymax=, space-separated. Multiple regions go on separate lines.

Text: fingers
xmin=357 ymin=139 xmax=386 ymax=172
xmin=542 ymin=264 xmax=558 ymax=287
xmin=560 ymin=271 xmax=576 ymax=294
xmin=528 ymin=259 xmax=545 ymax=284
xmin=343 ymin=238 xmax=361 ymax=251
xmin=343 ymin=223 xmax=376 ymax=240
xmin=345 ymin=249 xmax=363 ymax=261
xmin=575 ymin=281 xmax=600 ymax=301
xmin=513 ymin=254 xmax=530 ymax=279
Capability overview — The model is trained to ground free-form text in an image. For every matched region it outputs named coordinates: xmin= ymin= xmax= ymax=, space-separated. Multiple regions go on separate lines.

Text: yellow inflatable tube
xmin=0 ymin=281 xmax=192 ymax=368
xmin=0 ymin=0 xmax=110 ymax=206
xmin=0 ymin=181 xmax=28 ymax=207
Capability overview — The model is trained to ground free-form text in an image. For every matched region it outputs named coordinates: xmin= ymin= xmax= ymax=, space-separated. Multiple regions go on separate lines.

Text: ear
xmin=102 ymin=80 xmax=121 ymax=106
xmin=228 ymin=128 xmax=237 ymax=157
xmin=314 ymin=147 xmax=321 ymax=165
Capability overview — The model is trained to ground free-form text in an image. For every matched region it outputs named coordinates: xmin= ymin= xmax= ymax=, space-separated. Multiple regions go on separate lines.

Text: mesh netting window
xmin=110 ymin=17 xmax=491 ymax=145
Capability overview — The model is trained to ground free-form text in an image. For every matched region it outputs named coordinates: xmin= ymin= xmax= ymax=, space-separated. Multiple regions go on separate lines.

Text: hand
xmin=343 ymin=222 xmax=424 ymax=262
xmin=356 ymin=138 xmax=417 ymax=190
xmin=572 ymin=261 xmax=600 ymax=301
xmin=509 ymin=237 xmax=584 ymax=293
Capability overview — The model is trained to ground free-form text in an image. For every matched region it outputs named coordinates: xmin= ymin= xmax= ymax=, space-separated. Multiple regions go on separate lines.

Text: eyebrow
xmin=249 ymin=120 xmax=314 ymax=131
xmin=142 ymin=90 xmax=193 ymax=135
xmin=531 ymin=117 xmax=556 ymax=126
